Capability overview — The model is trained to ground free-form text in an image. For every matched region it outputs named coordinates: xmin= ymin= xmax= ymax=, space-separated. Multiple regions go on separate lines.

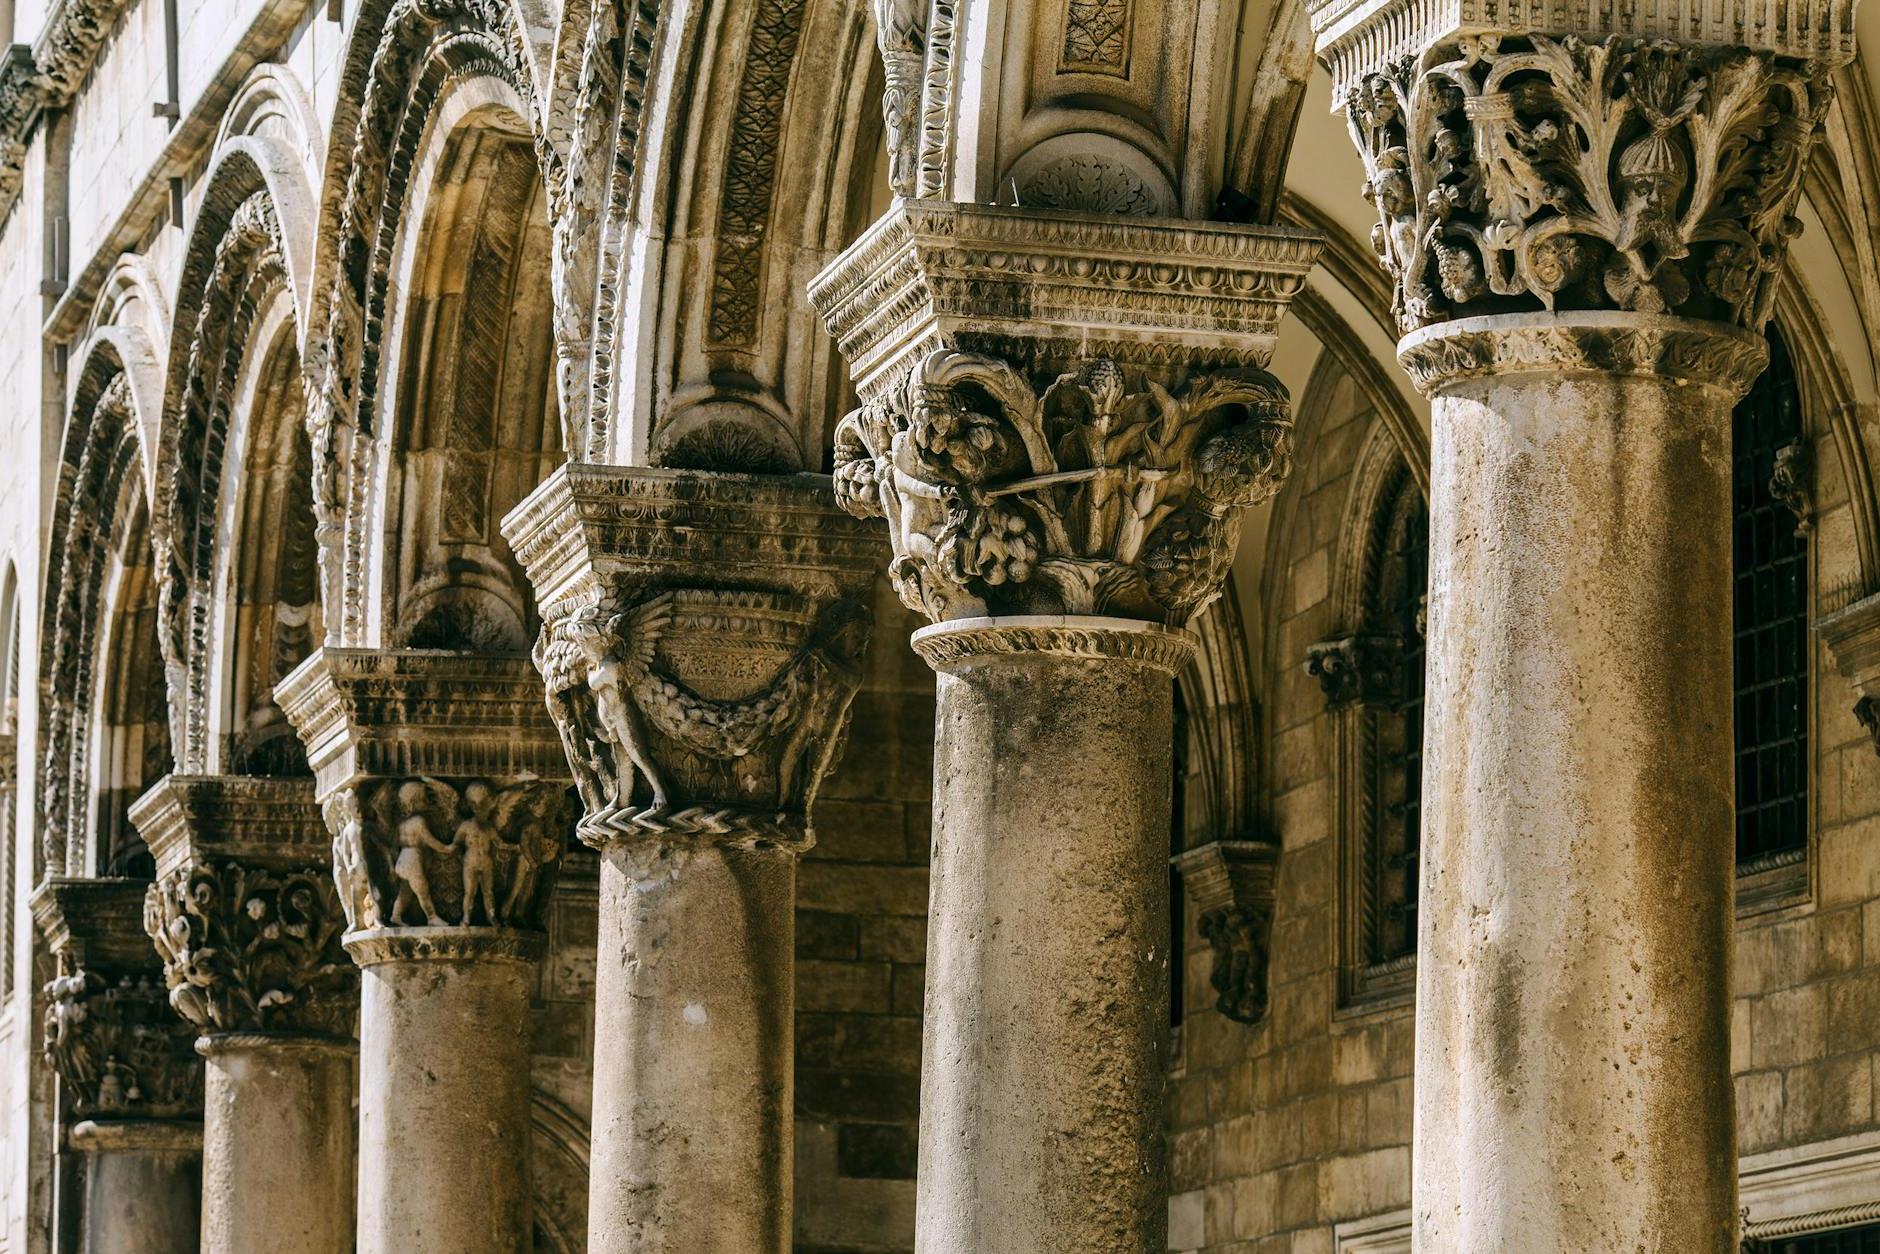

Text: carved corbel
xmin=504 ymin=465 xmax=883 ymax=851
xmin=1820 ymin=592 xmax=1880 ymax=757
xmin=1173 ymin=840 xmax=1279 ymax=1025
xmin=1770 ymin=440 xmax=1813 ymax=536
xmin=31 ymin=878 xmax=202 ymax=1121
xmin=1305 ymin=634 xmax=1400 ymax=708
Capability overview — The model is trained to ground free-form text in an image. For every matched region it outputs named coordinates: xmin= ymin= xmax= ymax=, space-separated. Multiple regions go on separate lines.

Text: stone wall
xmin=793 ymin=579 xmax=932 ymax=1254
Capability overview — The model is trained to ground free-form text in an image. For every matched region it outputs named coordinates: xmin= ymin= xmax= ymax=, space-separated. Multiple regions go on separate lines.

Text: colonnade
xmin=29 ymin=0 xmax=1855 ymax=1250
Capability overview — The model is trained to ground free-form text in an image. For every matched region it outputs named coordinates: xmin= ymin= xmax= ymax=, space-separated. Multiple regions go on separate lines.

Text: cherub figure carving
xmin=327 ymin=787 xmax=385 ymax=930
xmin=390 ymin=780 xmax=457 ymax=926
xmin=42 ymin=970 xmax=92 ymax=1088
xmin=501 ymin=789 xmax=567 ymax=924
xmin=450 ymin=781 xmax=542 ymax=926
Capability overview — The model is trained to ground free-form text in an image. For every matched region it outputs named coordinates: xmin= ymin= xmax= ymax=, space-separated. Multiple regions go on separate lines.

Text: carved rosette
xmin=31 ymin=878 xmax=202 ymax=1122
xmin=810 ymin=202 xmax=1322 ymax=629
xmin=1173 ymin=840 xmax=1279 ymax=1025
xmin=1307 ymin=0 xmax=1856 ymax=394
xmin=504 ymin=465 xmax=883 ymax=851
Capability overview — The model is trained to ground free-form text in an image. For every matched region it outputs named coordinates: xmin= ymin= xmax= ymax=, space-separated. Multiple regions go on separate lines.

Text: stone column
xmin=811 ymin=203 xmax=1319 ymax=1251
xmin=30 ymin=877 xmax=203 ymax=1254
xmin=1303 ymin=5 xmax=1857 ymax=1247
xmin=133 ymin=775 xmax=359 ymax=1254
xmin=276 ymin=649 xmax=573 ymax=1254
xmin=503 ymin=467 xmax=880 ymax=1254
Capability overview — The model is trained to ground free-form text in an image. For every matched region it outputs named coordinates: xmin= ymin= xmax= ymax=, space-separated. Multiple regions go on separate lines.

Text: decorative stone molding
xmin=503 ymin=465 xmax=882 ymax=851
xmin=1173 ymin=840 xmax=1280 ymax=1024
xmin=0 ymin=45 xmax=46 ymax=221
xmin=909 ymin=616 xmax=1197 ymax=676
xmin=31 ymin=878 xmax=202 ymax=1122
xmin=810 ymin=201 xmax=1321 ymax=628
xmin=132 ymin=776 xmax=356 ymax=1040
xmin=1309 ymin=2 xmax=1852 ymax=338
xmin=275 ymin=648 xmax=576 ymax=938
xmin=1306 ymin=634 xmax=1401 ymax=707
xmin=1819 ymin=592 xmax=1880 ymax=757
xmin=871 ymin=0 xmax=926 ymax=196
xmin=1396 ymin=311 xmax=1770 ymax=397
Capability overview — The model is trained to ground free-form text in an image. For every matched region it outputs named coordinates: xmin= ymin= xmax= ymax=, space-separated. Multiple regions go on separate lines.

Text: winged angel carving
xmin=326 ymin=779 xmax=569 ymax=931
xmin=832 ymin=351 xmax=1292 ymax=625
xmin=1345 ymin=35 xmax=1834 ymax=332
xmin=533 ymin=591 xmax=869 ymax=843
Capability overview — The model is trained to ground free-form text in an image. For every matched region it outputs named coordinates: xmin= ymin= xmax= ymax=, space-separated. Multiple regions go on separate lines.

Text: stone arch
xmin=38 ymin=342 xmax=171 ymax=879
xmin=216 ymin=63 xmax=327 ymax=178
xmin=529 ymin=1089 xmax=589 ymax=1252
xmin=306 ymin=0 xmax=562 ymax=643
xmin=1175 ymin=587 xmax=1259 ymax=851
xmin=599 ymin=0 xmax=882 ymax=469
xmin=365 ymin=81 xmax=562 ymax=651
xmin=153 ymin=142 xmax=310 ymax=772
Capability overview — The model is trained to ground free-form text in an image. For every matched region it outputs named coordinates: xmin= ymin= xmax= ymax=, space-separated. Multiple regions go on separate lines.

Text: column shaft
xmin=589 ymin=842 xmax=795 ymax=1253
xmin=914 ymin=619 xmax=1185 ymax=1254
xmin=1415 ymin=335 xmax=1737 ymax=1248
xmin=353 ymin=935 xmax=538 ymax=1254
xmin=70 ymin=1121 xmax=201 ymax=1254
xmin=200 ymin=1038 xmax=356 ymax=1254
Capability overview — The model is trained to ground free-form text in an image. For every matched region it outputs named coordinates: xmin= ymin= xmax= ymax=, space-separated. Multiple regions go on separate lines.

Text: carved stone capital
xmin=811 ymin=203 xmax=1321 ymax=627
xmin=1173 ymin=840 xmax=1279 ymax=1025
xmin=1397 ymin=312 xmax=1769 ymax=397
xmin=1820 ymin=592 xmax=1880 ymax=758
xmin=1309 ymin=0 xmax=1852 ymax=343
xmin=503 ymin=465 xmax=882 ymax=851
xmin=1305 ymin=634 xmax=1403 ymax=708
xmin=276 ymin=649 xmax=577 ymax=937
xmin=31 ymin=879 xmax=201 ymax=1122
xmin=132 ymin=775 xmax=356 ymax=1040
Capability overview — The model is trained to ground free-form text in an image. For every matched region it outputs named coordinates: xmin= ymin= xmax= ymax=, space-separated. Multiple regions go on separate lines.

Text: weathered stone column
xmin=811 ymin=203 xmax=1319 ymax=1252
xmin=276 ymin=650 xmax=572 ymax=1254
xmin=133 ymin=776 xmax=358 ymax=1254
xmin=31 ymin=878 xmax=203 ymax=1254
xmin=503 ymin=467 xmax=879 ymax=1254
xmin=1303 ymin=5 xmax=1857 ymax=1247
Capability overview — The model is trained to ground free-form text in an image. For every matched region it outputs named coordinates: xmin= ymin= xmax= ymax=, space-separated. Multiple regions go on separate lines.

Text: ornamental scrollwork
xmin=42 ymin=968 xmax=201 ymax=1119
xmin=1345 ymin=35 xmax=1833 ymax=333
xmin=143 ymin=862 xmax=355 ymax=1038
xmin=833 ymin=351 xmax=1291 ymax=626
xmin=322 ymin=778 xmax=571 ymax=933
xmin=533 ymin=591 xmax=870 ymax=848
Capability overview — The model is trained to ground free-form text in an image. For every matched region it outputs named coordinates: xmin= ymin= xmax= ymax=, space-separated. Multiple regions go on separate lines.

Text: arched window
xmin=1320 ymin=456 xmax=1429 ymax=1006
xmin=1365 ymin=475 xmax=1428 ymax=969
xmin=1732 ymin=326 xmax=1809 ymax=882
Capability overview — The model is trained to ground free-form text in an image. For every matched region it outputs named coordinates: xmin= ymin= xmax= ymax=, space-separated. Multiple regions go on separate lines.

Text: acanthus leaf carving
xmin=143 ymin=861 xmax=355 ymax=1039
xmin=323 ymin=777 xmax=571 ymax=933
xmin=834 ymin=350 xmax=1291 ymax=626
xmin=1343 ymin=35 xmax=1834 ymax=335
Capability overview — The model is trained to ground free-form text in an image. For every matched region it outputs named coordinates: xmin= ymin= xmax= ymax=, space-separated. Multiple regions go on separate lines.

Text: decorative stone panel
xmin=503 ymin=465 xmax=883 ymax=849
xmin=132 ymin=776 xmax=356 ymax=1040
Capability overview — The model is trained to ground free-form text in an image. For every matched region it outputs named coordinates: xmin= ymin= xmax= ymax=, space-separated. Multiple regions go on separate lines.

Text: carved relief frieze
xmin=323 ymin=776 xmax=570 ymax=932
xmin=504 ymin=465 xmax=883 ymax=851
xmin=1173 ymin=840 xmax=1279 ymax=1025
xmin=810 ymin=202 xmax=1321 ymax=628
